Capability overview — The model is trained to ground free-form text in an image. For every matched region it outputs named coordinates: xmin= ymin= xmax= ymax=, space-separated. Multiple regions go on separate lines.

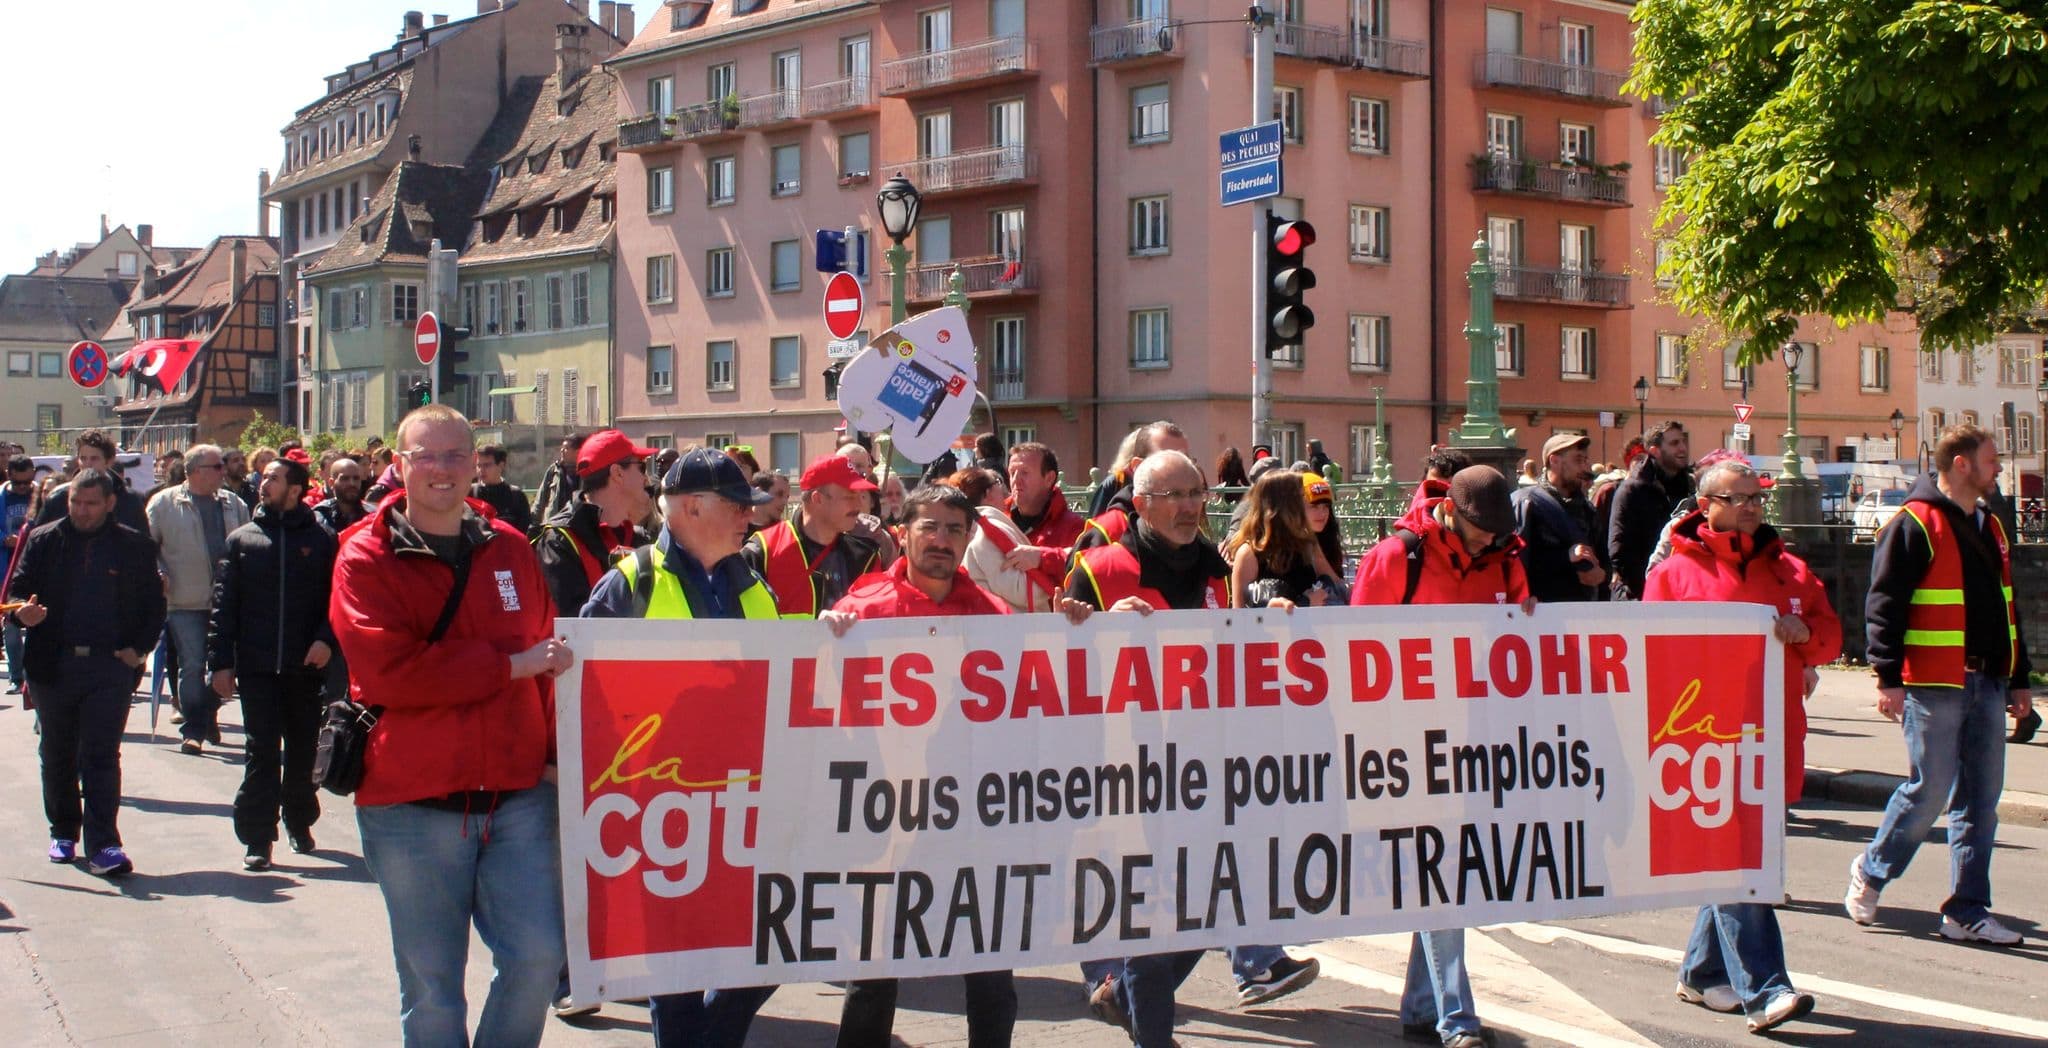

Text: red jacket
xmin=330 ymin=496 xmax=558 ymax=806
xmin=1644 ymin=512 xmax=1842 ymax=802
xmin=1352 ymin=499 xmax=1528 ymax=606
xmin=1012 ymin=494 xmax=1087 ymax=551
xmin=1407 ymin=476 xmax=1450 ymax=514
xmin=832 ymin=559 xmax=1012 ymax=619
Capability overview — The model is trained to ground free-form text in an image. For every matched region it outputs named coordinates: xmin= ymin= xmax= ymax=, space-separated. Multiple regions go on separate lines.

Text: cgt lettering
xmin=576 ymin=714 xmax=764 ymax=898
xmin=1648 ymin=679 xmax=1767 ymax=829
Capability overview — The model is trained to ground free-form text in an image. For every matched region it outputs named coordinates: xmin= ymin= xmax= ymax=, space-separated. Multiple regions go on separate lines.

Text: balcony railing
xmin=1495 ymin=265 xmax=1630 ymax=307
xmin=802 ymin=75 xmax=874 ymax=117
xmin=1472 ymin=156 xmax=1629 ymax=206
xmin=617 ymin=112 xmax=674 ymax=150
xmin=1476 ymin=52 xmax=1629 ymax=106
xmin=1091 ymin=18 xmax=1182 ymax=64
xmin=889 ymin=144 xmax=1034 ymax=194
xmin=908 ymin=256 xmax=1038 ymax=300
xmin=881 ymin=36 xmax=1034 ymax=95
xmin=991 ymin=365 xmax=1025 ymax=403
xmin=1259 ymin=22 xmax=1428 ymax=76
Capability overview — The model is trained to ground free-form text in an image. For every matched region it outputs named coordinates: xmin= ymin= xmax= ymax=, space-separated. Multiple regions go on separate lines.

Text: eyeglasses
xmin=1140 ymin=488 xmax=1209 ymax=504
xmin=1703 ymin=491 xmax=1771 ymax=509
xmin=400 ymin=449 xmax=475 ymax=470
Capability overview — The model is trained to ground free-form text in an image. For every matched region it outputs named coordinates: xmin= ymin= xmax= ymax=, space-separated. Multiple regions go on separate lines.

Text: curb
xmin=1802 ymin=766 xmax=2048 ymax=826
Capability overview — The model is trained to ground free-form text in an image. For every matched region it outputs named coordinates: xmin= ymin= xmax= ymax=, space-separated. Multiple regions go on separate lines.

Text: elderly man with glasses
xmin=146 ymin=443 xmax=250 ymax=754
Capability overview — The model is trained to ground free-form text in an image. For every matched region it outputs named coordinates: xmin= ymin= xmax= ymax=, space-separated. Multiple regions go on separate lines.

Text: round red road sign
xmin=415 ymin=311 xmax=442 ymax=366
xmin=823 ymin=271 xmax=864 ymax=341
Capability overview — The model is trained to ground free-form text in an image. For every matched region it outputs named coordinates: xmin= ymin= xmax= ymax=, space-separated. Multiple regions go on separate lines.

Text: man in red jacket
xmin=1352 ymin=465 xmax=1527 ymax=1048
xmin=329 ymin=403 xmax=576 ymax=1048
xmin=1645 ymin=457 xmax=1836 ymax=1034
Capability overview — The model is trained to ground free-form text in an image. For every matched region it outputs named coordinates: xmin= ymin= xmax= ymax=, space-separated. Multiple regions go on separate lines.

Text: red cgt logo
xmin=579 ymin=660 xmax=770 ymax=959
xmin=1644 ymin=635 xmax=1769 ymax=875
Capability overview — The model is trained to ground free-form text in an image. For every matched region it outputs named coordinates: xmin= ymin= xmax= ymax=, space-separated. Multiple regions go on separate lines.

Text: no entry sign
xmin=823 ymin=271 xmax=864 ymax=341
xmin=415 ymin=311 xmax=442 ymax=366
xmin=66 ymin=340 xmax=109 ymax=390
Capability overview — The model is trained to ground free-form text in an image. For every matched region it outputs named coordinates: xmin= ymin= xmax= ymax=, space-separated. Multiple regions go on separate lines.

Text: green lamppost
xmin=1450 ymin=235 xmax=1510 ymax=446
xmin=1780 ymin=341 xmax=1805 ymax=480
xmin=876 ymin=174 xmax=922 ymax=324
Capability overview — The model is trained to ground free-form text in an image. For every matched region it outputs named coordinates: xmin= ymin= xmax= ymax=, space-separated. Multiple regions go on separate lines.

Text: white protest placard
xmin=834 ymin=306 xmax=977 ymax=464
xmin=554 ymin=602 xmax=1783 ymax=1002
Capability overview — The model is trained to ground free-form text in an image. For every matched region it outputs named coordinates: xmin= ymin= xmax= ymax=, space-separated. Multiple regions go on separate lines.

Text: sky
xmin=0 ymin=1 xmax=446 ymax=271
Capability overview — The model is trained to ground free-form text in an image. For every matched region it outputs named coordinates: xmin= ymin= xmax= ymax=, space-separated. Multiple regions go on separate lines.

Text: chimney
xmin=555 ymin=24 xmax=591 ymax=86
xmin=138 ymin=224 xmax=154 ymax=249
xmin=257 ymin=171 xmax=272 ymax=239
xmin=598 ymin=0 xmax=615 ymax=34
xmin=476 ymin=0 xmax=498 ymax=13
xmin=100 ymin=214 xmax=110 ymax=238
xmin=615 ymin=3 xmax=634 ymax=41
xmin=433 ymin=14 xmax=449 ymax=25
xmin=408 ymin=134 xmax=423 ymax=160
xmin=402 ymin=10 xmax=424 ymax=38
xmin=229 ymin=239 xmax=248 ymax=300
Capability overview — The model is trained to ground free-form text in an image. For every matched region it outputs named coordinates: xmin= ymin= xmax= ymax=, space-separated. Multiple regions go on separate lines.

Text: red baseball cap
xmin=800 ymin=454 xmax=878 ymax=492
xmin=576 ymin=430 xmax=658 ymax=477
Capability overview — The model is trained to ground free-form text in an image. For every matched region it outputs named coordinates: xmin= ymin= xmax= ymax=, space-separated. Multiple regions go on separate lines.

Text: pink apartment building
xmin=610 ymin=0 xmax=1915 ymax=480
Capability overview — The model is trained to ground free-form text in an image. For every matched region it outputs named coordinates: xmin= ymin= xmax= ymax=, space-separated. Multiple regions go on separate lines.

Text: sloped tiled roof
xmin=311 ymin=162 xmax=491 ymax=275
xmin=611 ymin=0 xmax=873 ymax=64
xmin=461 ymin=73 xmax=617 ymax=265
xmin=131 ymin=237 xmax=280 ymax=313
xmin=0 ymin=275 xmax=128 ymax=343
xmin=268 ymin=68 xmax=413 ymax=196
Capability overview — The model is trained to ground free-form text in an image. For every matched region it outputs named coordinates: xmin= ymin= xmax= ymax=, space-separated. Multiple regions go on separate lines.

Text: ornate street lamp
xmin=1889 ymin=408 xmax=1906 ymax=463
xmin=1780 ymin=341 xmax=1806 ymax=479
xmin=876 ymin=174 xmax=922 ymax=325
xmin=1632 ymin=375 xmax=1649 ymax=443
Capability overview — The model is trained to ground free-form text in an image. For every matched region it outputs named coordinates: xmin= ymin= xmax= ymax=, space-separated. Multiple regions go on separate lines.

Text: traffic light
xmin=434 ymin=325 xmax=472 ymax=397
xmin=1265 ymin=216 xmax=1317 ymax=358
xmin=823 ymin=362 xmax=843 ymax=400
xmin=409 ymin=380 xmax=432 ymax=409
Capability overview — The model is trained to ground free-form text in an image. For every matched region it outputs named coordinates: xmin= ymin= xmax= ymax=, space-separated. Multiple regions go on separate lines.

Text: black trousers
xmin=835 ymin=971 xmax=1016 ymax=1048
xmin=232 ymin=670 xmax=324 ymax=847
xmin=37 ymin=654 xmax=135 ymax=854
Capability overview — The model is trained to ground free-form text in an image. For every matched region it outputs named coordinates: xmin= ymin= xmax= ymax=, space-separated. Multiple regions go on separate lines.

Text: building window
xmin=563 ymin=368 xmax=580 ymax=427
xmin=708 ymin=247 xmax=735 ymax=297
xmin=1861 ymin=344 xmax=1891 ymax=392
xmin=1349 ymin=314 xmax=1390 ymax=372
xmin=1654 ymin=144 xmax=1690 ymax=188
xmin=257 ymin=304 xmax=277 ymax=328
xmin=250 ymin=357 xmax=280 ymax=395
xmin=1562 ymin=326 xmax=1597 ymax=380
xmin=545 ymin=274 xmax=566 ymax=330
xmin=839 ymin=132 xmax=871 ymax=179
xmin=1130 ymin=196 xmax=1168 ymax=256
xmin=1922 ymin=350 xmax=1944 ymax=382
xmin=708 ymin=155 xmax=736 ymax=205
xmin=1655 ymin=332 xmax=1685 ymax=384
xmin=647 ymin=74 xmax=674 ymax=115
xmin=1350 ymin=424 xmax=1380 ymax=478
xmin=1131 ymin=308 xmax=1170 ymax=368
xmin=1958 ymin=349 xmax=1979 ymax=385
xmin=647 ymin=345 xmax=674 ymax=393
xmin=1131 ymin=83 xmax=1170 ymax=144
xmin=708 ymin=62 xmax=735 ymax=103
xmin=770 ymin=336 xmax=802 ymax=388
xmin=1927 ymin=408 xmax=1946 ymax=435
xmin=1000 ymin=424 xmax=1036 ymax=450
xmin=1793 ymin=346 xmax=1818 ymax=391
xmin=1559 ymin=122 xmax=1595 ymax=164
xmin=534 ymin=370 xmax=550 ymax=424
xmin=1349 ymin=205 xmax=1389 ymax=262
xmin=1495 ymin=323 xmax=1524 ymax=377
xmin=770 ymin=432 xmax=801 ymax=474
xmin=1349 ymin=96 xmax=1388 ymax=154
xmin=770 ymin=239 xmax=801 ymax=292
xmin=1723 ymin=345 xmax=1754 ymax=389
xmin=1487 ymin=112 xmax=1521 ymax=158
xmin=510 ymin=278 xmax=531 ymax=331
xmin=772 ymin=143 xmax=802 ymax=196
xmin=350 ymin=287 xmax=368 ymax=328
xmin=483 ymin=281 xmax=504 ymax=334
xmin=6 ymin=351 xmax=30 ymax=376
xmin=2020 ymin=414 xmax=2038 ymax=455
xmin=646 ymin=255 xmax=674 ymax=304
xmin=1998 ymin=341 xmax=2034 ymax=386
xmin=37 ymin=352 xmax=61 ymax=377
xmin=349 ymin=373 xmax=366 ymax=428
xmin=1273 ymin=85 xmax=1303 ymax=144
xmin=647 ymin=165 xmax=674 ymax=213
xmin=1653 ymin=239 xmax=1677 ymax=289
xmin=570 ymin=270 xmax=591 ymax=326
xmin=990 ymin=315 xmax=1025 ymax=401
xmin=707 ymin=340 xmax=736 ymax=391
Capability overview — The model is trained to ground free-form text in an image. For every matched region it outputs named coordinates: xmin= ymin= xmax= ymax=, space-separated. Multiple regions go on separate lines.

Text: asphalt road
xmin=3 ymin=690 xmax=2046 ymax=1047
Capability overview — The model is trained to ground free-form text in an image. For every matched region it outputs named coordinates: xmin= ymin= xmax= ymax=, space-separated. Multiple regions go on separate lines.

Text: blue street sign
xmin=1220 ymin=158 xmax=1284 ymax=207
xmin=814 ymin=229 xmax=870 ymax=277
xmin=1218 ymin=121 xmax=1284 ymax=168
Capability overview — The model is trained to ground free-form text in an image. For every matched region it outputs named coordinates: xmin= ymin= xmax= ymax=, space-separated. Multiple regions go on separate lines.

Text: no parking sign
xmin=66 ymin=340 xmax=109 ymax=390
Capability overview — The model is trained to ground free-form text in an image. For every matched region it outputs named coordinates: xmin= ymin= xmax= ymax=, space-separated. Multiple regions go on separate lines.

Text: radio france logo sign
xmin=835 ymin=306 xmax=977 ymax=464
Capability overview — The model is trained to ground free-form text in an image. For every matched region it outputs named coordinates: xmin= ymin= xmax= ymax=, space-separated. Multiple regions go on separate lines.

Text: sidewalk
xmin=1801 ymin=666 xmax=2048 ymax=824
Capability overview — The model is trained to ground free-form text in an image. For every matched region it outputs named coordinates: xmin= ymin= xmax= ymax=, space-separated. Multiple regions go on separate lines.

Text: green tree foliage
xmin=1632 ymin=1 xmax=2048 ymax=359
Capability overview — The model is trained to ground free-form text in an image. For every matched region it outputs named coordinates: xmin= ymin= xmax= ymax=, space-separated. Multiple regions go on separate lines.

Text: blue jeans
xmin=1120 ymin=950 xmax=1203 ymax=1048
xmin=1861 ymin=675 xmax=2008 ymax=921
xmin=649 ymin=986 xmax=776 ymax=1048
xmin=357 ymin=784 xmax=565 ymax=1048
xmin=1679 ymin=904 xmax=1794 ymax=1017
xmin=1400 ymin=929 xmax=1479 ymax=1040
xmin=166 ymin=610 xmax=215 ymax=742
xmin=1077 ymin=943 xmax=1288 ymax=994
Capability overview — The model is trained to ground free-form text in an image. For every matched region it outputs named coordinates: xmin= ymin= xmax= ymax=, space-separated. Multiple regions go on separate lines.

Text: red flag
xmin=112 ymin=338 xmax=203 ymax=393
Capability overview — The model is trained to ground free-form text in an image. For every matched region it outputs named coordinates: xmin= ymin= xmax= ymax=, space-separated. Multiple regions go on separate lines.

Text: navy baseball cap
xmin=662 ymin=447 xmax=773 ymax=505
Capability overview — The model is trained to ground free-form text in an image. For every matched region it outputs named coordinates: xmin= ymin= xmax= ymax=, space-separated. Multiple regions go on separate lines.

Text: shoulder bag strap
xmin=426 ymin=545 xmax=475 ymax=645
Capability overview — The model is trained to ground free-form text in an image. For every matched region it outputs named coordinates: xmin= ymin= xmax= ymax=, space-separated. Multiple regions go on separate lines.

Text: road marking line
xmin=1492 ymin=922 xmax=2048 ymax=1039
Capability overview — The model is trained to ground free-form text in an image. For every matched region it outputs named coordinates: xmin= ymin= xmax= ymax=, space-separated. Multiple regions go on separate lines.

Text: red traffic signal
xmin=1265 ymin=218 xmax=1318 ymax=356
xmin=1272 ymin=220 xmax=1316 ymax=257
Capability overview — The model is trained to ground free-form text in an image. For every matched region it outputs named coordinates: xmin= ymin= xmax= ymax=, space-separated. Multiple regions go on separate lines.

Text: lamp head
xmin=876 ymin=174 xmax=922 ymax=244
xmin=1632 ymin=375 xmax=1649 ymax=406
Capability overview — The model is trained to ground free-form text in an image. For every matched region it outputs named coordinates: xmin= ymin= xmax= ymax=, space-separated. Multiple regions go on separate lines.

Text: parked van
xmin=1814 ymin=462 xmax=1909 ymax=522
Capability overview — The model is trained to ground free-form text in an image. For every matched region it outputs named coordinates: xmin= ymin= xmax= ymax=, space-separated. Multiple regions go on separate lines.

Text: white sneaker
xmin=1843 ymin=855 xmax=1880 ymax=925
xmin=1747 ymin=991 xmax=1815 ymax=1033
xmin=1940 ymin=914 xmax=2023 ymax=945
xmin=1674 ymin=981 xmax=1741 ymax=1013
xmin=552 ymin=994 xmax=600 ymax=1018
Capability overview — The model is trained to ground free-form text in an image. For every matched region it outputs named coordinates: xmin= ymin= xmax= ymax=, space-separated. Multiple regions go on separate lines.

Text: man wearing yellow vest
xmin=1849 ymin=423 xmax=2032 ymax=945
xmin=580 ymin=446 xmax=851 ymax=1045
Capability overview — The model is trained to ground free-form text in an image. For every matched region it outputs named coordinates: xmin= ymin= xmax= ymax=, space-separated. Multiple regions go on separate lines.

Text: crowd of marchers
xmin=0 ymin=409 xmax=2031 ymax=1048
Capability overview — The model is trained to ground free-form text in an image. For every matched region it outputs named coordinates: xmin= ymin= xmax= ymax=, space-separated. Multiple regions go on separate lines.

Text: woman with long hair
xmin=1303 ymin=472 xmax=1347 ymax=586
xmin=1214 ymin=447 xmax=1250 ymax=504
xmin=1224 ymin=470 xmax=1339 ymax=608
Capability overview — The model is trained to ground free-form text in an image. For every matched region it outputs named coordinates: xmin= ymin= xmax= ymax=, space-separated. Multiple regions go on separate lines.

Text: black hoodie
xmin=207 ymin=503 xmax=338 ymax=676
xmin=1866 ymin=472 xmax=2030 ymax=690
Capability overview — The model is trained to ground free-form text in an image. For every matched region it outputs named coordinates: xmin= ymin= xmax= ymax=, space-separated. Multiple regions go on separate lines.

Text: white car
xmin=1852 ymin=488 xmax=1911 ymax=540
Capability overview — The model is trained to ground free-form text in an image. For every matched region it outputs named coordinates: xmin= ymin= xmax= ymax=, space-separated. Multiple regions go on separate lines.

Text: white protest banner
xmin=834 ymin=306 xmax=977 ymax=463
xmin=555 ymin=602 xmax=1783 ymax=1002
